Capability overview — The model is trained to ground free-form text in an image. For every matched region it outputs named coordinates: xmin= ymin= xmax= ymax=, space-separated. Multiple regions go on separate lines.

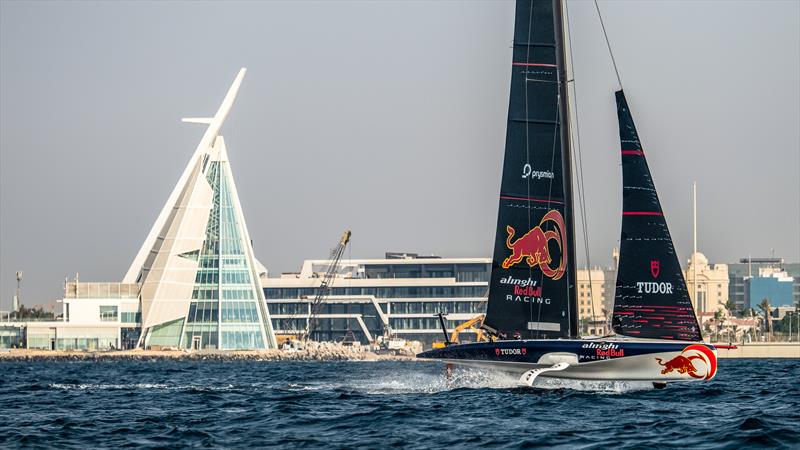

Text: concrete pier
xmin=713 ymin=342 xmax=800 ymax=358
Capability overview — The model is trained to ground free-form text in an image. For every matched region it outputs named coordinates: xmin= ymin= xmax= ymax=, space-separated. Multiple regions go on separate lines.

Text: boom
xmin=303 ymin=230 xmax=351 ymax=341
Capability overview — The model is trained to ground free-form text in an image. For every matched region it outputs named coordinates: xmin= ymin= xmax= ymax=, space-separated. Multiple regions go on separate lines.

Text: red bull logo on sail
xmin=501 ymin=210 xmax=567 ymax=280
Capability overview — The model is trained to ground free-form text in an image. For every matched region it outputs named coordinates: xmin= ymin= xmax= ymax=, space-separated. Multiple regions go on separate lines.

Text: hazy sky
xmin=1 ymin=1 xmax=798 ymax=308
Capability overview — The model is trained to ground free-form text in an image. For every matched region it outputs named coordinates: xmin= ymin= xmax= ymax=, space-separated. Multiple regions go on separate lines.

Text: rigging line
xmin=524 ymin=0 xmax=533 ymax=234
xmin=524 ymin=0 xmax=536 ymax=337
xmin=565 ymin=0 xmax=599 ymax=331
xmin=594 ymin=0 xmax=623 ymax=90
xmin=534 ymin=25 xmax=561 ymax=339
xmin=550 ymin=0 xmax=571 ymax=339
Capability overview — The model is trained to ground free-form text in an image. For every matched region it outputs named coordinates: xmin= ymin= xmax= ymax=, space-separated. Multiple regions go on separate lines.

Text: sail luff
xmin=553 ymin=0 xmax=578 ymax=337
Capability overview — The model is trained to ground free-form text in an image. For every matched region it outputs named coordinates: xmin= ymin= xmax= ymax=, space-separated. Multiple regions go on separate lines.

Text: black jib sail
xmin=612 ymin=90 xmax=702 ymax=342
xmin=482 ymin=0 xmax=577 ymax=339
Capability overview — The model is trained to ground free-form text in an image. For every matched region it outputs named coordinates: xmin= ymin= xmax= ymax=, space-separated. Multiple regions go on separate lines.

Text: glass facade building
xmin=263 ymin=255 xmax=491 ymax=348
xmin=727 ymin=260 xmax=800 ymax=310
xmin=140 ymin=142 xmax=276 ymax=350
xmin=124 ymin=70 xmax=276 ymax=350
xmin=176 ymin=160 xmax=271 ymax=350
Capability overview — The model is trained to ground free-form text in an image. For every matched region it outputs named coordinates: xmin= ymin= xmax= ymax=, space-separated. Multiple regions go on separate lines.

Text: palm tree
xmin=757 ymin=298 xmax=772 ymax=338
xmin=724 ymin=299 xmax=738 ymax=317
xmin=713 ymin=309 xmax=725 ymax=341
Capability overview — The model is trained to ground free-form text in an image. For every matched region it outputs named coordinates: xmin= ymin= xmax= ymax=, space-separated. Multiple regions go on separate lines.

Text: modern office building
xmin=263 ymin=254 xmax=491 ymax=348
xmin=0 ymin=282 xmax=140 ymax=350
xmin=728 ymin=258 xmax=800 ymax=310
xmin=747 ymin=267 xmax=795 ymax=308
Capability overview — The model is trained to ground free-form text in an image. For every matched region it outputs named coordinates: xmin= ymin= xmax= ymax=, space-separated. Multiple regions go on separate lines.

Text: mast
xmin=693 ymin=181 xmax=698 ymax=312
xmin=553 ymin=0 xmax=578 ymax=337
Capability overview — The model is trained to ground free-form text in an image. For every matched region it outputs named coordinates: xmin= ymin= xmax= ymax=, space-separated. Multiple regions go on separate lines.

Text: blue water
xmin=0 ymin=359 xmax=798 ymax=449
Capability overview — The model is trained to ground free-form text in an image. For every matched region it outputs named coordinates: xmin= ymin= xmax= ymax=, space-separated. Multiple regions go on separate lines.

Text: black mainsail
xmin=482 ymin=0 xmax=577 ymax=339
xmin=611 ymin=90 xmax=702 ymax=342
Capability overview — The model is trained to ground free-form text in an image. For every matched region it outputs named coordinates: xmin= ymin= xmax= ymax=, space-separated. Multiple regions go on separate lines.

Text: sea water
xmin=0 ymin=359 xmax=798 ymax=448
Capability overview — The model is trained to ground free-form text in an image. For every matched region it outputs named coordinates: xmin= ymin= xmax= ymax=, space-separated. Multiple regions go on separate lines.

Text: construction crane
xmin=302 ymin=230 xmax=351 ymax=342
xmin=449 ymin=314 xmax=487 ymax=344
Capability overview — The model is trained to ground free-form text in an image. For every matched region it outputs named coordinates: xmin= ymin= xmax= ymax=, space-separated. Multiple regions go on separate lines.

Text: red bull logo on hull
xmin=655 ymin=344 xmax=717 ymax=380
xmin=502 ymin=209 xmax=567 ymax=281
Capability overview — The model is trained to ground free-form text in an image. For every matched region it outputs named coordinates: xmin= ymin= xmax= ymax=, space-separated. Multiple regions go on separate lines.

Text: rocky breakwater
xmin=0 ymin=342 xmax=419 ymax=362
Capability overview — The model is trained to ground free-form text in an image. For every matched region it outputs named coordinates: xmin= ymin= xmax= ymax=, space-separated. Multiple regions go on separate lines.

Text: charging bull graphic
xmin=501 ymin=209 xmax=567 ymax=280
xmin=655 ymin=344 xmax=717 ymax=380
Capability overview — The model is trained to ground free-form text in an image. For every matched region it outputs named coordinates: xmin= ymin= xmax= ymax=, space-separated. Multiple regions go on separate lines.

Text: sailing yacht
xmin=417 ymin=0 xmax=719 ymax=386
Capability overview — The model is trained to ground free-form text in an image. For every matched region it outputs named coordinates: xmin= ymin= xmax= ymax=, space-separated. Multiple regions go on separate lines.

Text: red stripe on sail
xmin=512 ymin=62 xmax=557 ymax=68
xmin=621 ymin=150 xmax=644 ymax=155
xmin=623 ymin=211 xmax=663 ymax=216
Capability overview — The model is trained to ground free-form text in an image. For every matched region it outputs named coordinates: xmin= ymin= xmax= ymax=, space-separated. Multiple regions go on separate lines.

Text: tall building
xmin=0 ymin=69 xmax=279 ymax=351
xmin=124 ymin=68 xmax=276 ymax=350
xmin=576 ymin=268 xmax=609 ymax=335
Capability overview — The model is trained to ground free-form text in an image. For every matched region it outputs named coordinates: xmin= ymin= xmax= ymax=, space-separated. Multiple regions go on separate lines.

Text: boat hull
xmin=417 ymin=339 xmax=718 ymax=382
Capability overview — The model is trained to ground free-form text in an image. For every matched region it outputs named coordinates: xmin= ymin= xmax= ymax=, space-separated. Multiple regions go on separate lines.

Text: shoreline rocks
xmin=0 ymin=346 xmax=420 ymax=362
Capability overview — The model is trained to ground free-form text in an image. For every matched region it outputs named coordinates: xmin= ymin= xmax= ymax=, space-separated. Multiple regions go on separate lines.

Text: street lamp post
xmin=12 ymin=271 xmax=23 ymax=317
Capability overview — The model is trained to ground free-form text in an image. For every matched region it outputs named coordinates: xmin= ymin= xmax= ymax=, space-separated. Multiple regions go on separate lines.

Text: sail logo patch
xmin=499 ymin=276 xmax=539 ymax=288
xmin=636 ymin=282 xmax=673 ymax=294
xmin=501 ymin=210 xmax=567 ymax=280
xmin=521 ymin=163 xmax=554 ymax=180
xmin=500 ymin=276 xmax=549 ymax=303
xmin=650 ymin=260 xmax=660 ymax=278
xmin=655 ymin=345 xmax=717 ymax=380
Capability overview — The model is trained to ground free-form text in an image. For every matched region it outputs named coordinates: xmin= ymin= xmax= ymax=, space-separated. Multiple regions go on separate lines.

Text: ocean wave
xmin=48 ymin=383 xmax=236 ymax=391
xmin=0 ymin=359 xmax=794 ymax=449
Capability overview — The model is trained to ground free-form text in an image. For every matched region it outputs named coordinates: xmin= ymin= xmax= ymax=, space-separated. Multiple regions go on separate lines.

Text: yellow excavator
xmin=431 ymin=314 xmax=487 ymax=349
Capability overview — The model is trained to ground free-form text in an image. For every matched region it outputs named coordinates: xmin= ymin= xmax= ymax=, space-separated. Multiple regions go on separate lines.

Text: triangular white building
xmin=124 ymin=69 xmax=277 ymax=349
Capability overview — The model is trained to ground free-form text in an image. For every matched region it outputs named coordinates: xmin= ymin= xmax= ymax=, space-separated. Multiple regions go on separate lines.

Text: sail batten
xmin=611 ymin=90 xmax=702 ymax=342
xmin=482 ymin=0 xmax=577 ymax=340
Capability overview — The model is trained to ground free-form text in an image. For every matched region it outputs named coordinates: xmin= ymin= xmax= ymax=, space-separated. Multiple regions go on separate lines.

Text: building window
xmin=99 ymin=306 xmax=118 ymax=322
xmin=121 ymin=311 xmax=141 ymax=323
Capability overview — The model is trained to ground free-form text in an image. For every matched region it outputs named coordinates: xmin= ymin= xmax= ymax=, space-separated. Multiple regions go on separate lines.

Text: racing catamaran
xmin=417 ymin=0 xmax=719 ymax=387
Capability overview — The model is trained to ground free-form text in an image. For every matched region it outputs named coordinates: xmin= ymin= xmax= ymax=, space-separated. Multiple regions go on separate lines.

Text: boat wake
xmin=532 ymin=377 xmax=654 ymax=393
xmin=284 ymin=368 xmax=519 ymax=395
xmin=284 ymin=367 xmax=652 ymax=395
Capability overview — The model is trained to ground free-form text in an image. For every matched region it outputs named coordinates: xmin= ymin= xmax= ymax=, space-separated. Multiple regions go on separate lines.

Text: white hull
xmin=418 ymin=339 xmax=718 ymax=384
